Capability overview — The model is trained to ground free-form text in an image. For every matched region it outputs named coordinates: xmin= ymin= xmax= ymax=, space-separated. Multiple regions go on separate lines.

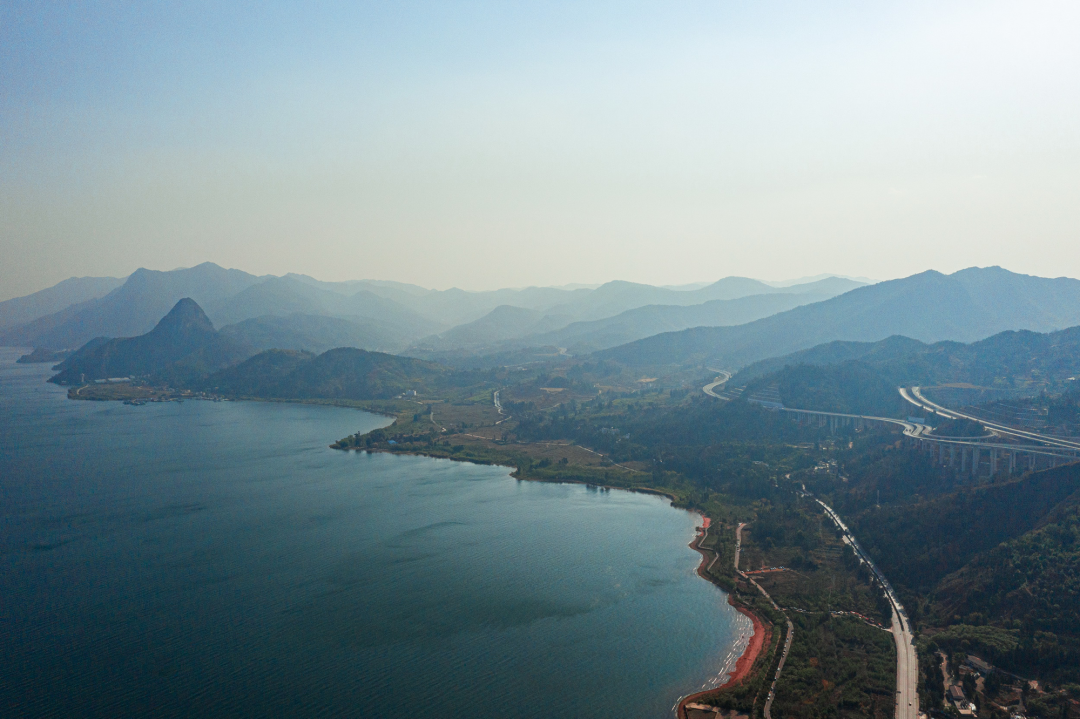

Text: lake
xmin=0 ymin=348 xmax=747 ymax=718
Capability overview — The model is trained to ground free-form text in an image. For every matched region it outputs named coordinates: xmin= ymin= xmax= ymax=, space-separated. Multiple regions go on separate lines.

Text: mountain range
xmin=0 ymin=262 xmax=865 ymax=355
xmin=2 ymin=264 xmax=266 ymax=350
xmin=597 ymin=267 xmax=1080 ymax=369
xmin=12 ymin=264 xmax=1080 ymax=383
xmin=406 ymin=280 xmax=858 ymax=356
xmin=0 ymin=275 xmax=124 ymax=332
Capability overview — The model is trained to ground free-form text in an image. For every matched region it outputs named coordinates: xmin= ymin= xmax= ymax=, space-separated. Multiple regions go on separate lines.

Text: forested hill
xmin=845 ymin=462 xmax=1080 ymax=684
xmin=738 ymin=326 xmax=1080 ymax=388
xmin=731 ymin=325 xmax=1080 ymax=416
xmin=595 ymin=267 xmax=1080 ymax=369
xmin=50 ymin=298 xmax=252 ymax=385
xmin=201 ymin=347 xmax=460 ymax=400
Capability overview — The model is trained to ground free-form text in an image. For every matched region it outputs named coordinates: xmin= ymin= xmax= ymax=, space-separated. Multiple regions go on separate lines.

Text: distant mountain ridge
xmin=597 ymin=267 xmax=1080 ymax=369
xmin=2 ymin=263 xmax=267 ymax=349
xmin=218 ymin=314 xmax=412 ymax=355
xmin=511 ymin=290 xmax=843 ymax=355
xmin=0 ymin=275 xmax=124 ymax=333
xmin=1 ymin=263 xmax=866 ymax=357
xmin=406 ymin=276 xmax=865 ymax=355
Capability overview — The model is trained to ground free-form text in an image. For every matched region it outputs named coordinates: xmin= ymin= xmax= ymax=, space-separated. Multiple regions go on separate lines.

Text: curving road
xmin=903 ymin=387 xmax=1080 ymax=452
xmin=702 ymin=370 xmax=732 ymax=399
xmin=702 ymin=380 xmax=1077 ymax=719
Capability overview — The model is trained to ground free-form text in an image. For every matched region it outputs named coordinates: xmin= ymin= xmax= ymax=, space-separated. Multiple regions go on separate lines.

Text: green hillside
xmin=728 ymin=325 xmax=1080 ymax=416
xmin=203 ymin=346 xmax=452 ymax=400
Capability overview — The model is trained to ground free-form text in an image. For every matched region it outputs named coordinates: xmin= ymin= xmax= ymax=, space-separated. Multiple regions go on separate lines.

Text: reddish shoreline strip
xmin=724 ymin=604 xmax=766 ymax=687
xmin=679 ymin=518 xmax=768 ymax=718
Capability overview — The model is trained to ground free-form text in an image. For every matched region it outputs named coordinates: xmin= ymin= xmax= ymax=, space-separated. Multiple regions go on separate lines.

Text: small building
xmin=948 ymin=686 xmax=977 ymax=716
xmin=966 ymin=655 xmax=993 ymax=675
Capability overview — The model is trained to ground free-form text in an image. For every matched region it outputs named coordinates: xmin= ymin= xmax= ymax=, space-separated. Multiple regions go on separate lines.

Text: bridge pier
xmin=960 ymin=447 xmax=967 ymax=473
xmin=972 ymin=448 xmax=980 ymax=478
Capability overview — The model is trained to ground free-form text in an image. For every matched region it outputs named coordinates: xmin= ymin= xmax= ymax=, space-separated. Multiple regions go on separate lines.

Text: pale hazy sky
xmin=3 ymin=1 xmax=1080 ymax=300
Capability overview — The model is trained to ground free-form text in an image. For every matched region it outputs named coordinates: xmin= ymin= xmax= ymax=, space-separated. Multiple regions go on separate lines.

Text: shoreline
xmin=50 ymin=377 xmax=753 ymax=713
xmin=677 ymin=517 xmax=768 ymax=718
xmin=347 ymin=446 xmax=682 ymax=502
xmin=54 ymin=380 xmax=743 ymax=703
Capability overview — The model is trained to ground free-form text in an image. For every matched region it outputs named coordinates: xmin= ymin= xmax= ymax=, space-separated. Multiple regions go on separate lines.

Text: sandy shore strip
xmin=677 ymin=518 xmax=769 ymax=718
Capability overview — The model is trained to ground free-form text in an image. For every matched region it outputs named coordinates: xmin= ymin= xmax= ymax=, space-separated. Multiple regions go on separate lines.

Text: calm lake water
xmin=0 ymin=348 xmax=747 ymax=718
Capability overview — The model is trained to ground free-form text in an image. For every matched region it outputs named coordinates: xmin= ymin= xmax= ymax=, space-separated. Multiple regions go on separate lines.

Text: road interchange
xmin=700 ymin=374 xmax=1080 ymax=719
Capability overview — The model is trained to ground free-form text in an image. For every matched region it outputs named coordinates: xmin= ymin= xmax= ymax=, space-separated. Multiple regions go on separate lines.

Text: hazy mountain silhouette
xmin=597 ymin=268 xmax=1080 ymax=369
xmin=205 ymin=275 xmax=441 ymax=339
xmin=514 ymin=290 xmax=843 ymax=355
xmin=0 ymin=275 xmax=124 ymax=332
xmin=533 ymin=276 xmax=864 ymax=325
xmin=407 ymin=277 xmax=864 ymax=354
xmin=219 ymin=313 xmax=415 ymax=355
xmin=50 ymin=299 xmax=252 ymax=384
xmin=409 ymin=305 xmax=572 ymax=353
xmin=2 ymin=263 xmax=266 ymax=349
xmin=346 ymin=275 xmax=866 ymax=329
xmin=1 ymin=263 xmax=867 ymax=356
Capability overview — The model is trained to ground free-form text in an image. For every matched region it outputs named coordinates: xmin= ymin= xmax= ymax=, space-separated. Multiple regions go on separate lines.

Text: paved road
xmin=814 ymin=499 xmax=917 ymax=719
xmin=702 ymin=370 xmax=732 ymax=399
xmin=904 ymin=386 xmax=1080 ymax=452
xmin=762 ymin=612 xmax=794 ymax=719
xmin=703 ymin=379 xmax=1079 ymax=460
xmin=734 ymin=522 xmax=746 ymax=572
xmin=730 ymin=521 xmax=793 ymax=719
xmin=701 ymin=382 xmax=1080 ymax=719
xmin=777 ymin=402 xmax=1074 ymax=460
xmin=493 ymin=390 xmax=514 ymax=425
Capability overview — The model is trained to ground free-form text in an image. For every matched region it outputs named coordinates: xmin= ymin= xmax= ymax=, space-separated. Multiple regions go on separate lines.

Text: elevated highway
xmin=702 ymin=378 xmax=1079 ymax=475
xmin=700 ymin=377 xmax=1078 ymax=719
xmin=902 ymin=387 xmax=1080 ymax=452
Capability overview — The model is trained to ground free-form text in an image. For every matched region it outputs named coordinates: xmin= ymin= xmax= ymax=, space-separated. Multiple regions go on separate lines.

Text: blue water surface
xmin=0 ymin=348 xmax=746 ymax=718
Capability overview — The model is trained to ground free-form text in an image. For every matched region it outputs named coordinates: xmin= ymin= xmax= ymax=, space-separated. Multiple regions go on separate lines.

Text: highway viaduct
xmin=701 ymin=370 xmax=1080 ymax=480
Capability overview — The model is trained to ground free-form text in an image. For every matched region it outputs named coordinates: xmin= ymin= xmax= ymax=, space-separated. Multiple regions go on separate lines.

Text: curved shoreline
xmin=678 ymin=518 xmax=768 ymax=718
xmin=349 ymin=446 xmax=682 ymax=501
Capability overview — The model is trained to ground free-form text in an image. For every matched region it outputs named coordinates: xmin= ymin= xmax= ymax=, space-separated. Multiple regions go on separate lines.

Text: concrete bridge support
xmin=972 ymin=448 xmax=980 ymax=478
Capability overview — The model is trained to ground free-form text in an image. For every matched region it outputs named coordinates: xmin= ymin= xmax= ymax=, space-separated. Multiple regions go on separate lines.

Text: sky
xmin=2 ymin=1 xmax=1080 ymax=300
